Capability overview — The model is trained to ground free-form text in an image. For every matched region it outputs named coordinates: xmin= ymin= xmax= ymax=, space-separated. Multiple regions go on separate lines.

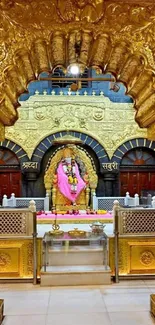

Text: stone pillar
xmin=24 ymin=171 xmax=38 ymax=197
xmin=102 ymin=172 xmax=118 ymax=197
xmin=21 ymin=162 xmax=40 ymax=197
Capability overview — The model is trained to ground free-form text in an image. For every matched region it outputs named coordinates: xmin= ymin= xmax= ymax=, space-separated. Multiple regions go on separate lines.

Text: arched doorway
xmin=32 ymin=131 xmax=108 ymax=197
xmin=120 ymin=148 xmax=155 ymax=196
xmin=0 ymin=148 xmax=21 ymax=203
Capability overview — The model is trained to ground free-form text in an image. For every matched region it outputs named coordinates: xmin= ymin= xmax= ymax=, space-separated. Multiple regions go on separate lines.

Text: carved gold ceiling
xmin=0 ymin=0 xmax=155 ymax=140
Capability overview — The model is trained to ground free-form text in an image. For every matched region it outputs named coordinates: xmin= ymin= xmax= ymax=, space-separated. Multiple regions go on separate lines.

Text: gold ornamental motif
xmin=0 ymin=43 xmax=6 ymax=62
xmin=0 ymin=0 xmax=155 ymax=139
xmin=0 ymin=252 xmax=11 ymax=268
xmin=0 ymin=239 xmax=41 ymax=279
xmin=52 ymin=134 xmax=83 ymax=145
xmin=109 ymin=238 xmax=155 ymax=276
xmin=57 ymin=0 xmax=105 ymax=23
xmin=93 ymin=108 xmax=104 ymax=121
xmin=140 ymin=251 xmax=154 ymax=266
xmin=5 ymin=94 xmax=147 ymax=159
xmin=0 ymin=0 xmax=14 ymax=10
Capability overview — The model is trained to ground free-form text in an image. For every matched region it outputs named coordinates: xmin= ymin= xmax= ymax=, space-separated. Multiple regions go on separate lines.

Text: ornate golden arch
xmin=0 ymin=1 xmax=155 ymax=140
xmin=44 ymin=145 xmax=98 ymax=210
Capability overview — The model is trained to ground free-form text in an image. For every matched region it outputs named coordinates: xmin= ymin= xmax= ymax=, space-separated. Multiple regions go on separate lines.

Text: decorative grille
xmin=16 ymin=199 xmax=44 ymax=211
xmin=97 ymin=197 xmax=125 ymax=211
xmin=16 ymin=200 xmax=29 ymax=208
xmin=0 ymin=211 xmax=26 ymax=235
xmin=0 ymin=209 xmax=33 ymax=236
xmin=119 ymin=209 xmax=155 ymax=236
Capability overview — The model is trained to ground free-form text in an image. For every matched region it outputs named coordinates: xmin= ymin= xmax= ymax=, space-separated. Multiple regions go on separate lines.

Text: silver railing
xmin=2 ymin=193 xmax=49 ymax=211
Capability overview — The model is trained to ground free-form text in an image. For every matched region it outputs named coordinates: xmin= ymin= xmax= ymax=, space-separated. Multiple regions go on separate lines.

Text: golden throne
xmin=44 ymin=142 xmax=98 ymax=212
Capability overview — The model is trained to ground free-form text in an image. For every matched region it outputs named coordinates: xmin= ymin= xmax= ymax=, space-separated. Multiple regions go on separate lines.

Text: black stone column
xmin=102 ymin=171 xmax=118 ymax=197
xmin=24 ymin=171 xmax=38 ymax=197
xmin=21 ymin=162 xmax=40 ymax=197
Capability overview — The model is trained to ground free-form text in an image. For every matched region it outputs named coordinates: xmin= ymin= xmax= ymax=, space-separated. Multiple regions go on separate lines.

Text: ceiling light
xmin=69 ymin=64 xmax=80 ymax=75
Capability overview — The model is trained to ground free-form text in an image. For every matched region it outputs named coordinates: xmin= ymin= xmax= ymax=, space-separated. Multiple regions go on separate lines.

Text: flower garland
xmin=62 ymin=158 xmax=78 ymax=193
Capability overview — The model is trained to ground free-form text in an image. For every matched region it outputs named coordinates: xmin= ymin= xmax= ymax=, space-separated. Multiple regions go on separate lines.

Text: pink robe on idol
xmin=57 ymin=162 xmax=86 ymax=202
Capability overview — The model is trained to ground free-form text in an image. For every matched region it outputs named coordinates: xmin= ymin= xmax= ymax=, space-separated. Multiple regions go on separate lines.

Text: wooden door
xmin=129 ymin=172 xmax=139 ymax=195
xmin=120 ymin=172 xmax=138 ymax=196
xmin=10 ymin=173 xmax=21 ymax=196
xmin=139 ymin=172 xmax=150 ymax=193
xmin=120 ymin=171 xmax=155 ymax=196
xmin=0 ymin=171 xmax=21 ymax=203
xmin=150 ymin=173 xmax=155 ymax=190
xmin=120 ymin=172 xmax=133 ymax=195
xmin=0 ymin=173 xmax=10 ymax=202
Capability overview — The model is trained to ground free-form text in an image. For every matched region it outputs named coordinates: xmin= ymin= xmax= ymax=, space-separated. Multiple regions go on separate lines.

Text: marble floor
xmin=1 ymin=280 xmax=155 ymax=325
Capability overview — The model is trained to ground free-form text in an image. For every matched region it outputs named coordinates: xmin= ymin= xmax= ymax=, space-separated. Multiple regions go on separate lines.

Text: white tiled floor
xmin=1 ymin=280 xmax=155 ymax=325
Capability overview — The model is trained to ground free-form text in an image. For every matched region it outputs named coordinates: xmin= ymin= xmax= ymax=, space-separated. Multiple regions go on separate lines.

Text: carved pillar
xmin=52 ymin=187 xmax=56 ymax=209
xmin=86 ymin=187 xmax=90 ymax=208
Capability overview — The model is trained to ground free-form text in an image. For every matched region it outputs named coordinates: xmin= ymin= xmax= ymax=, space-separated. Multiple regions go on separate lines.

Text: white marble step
xmin=46 ymin=245 xmax=105 ymax=266
xmin=40 ymin=265 xmax=111 ymax=286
